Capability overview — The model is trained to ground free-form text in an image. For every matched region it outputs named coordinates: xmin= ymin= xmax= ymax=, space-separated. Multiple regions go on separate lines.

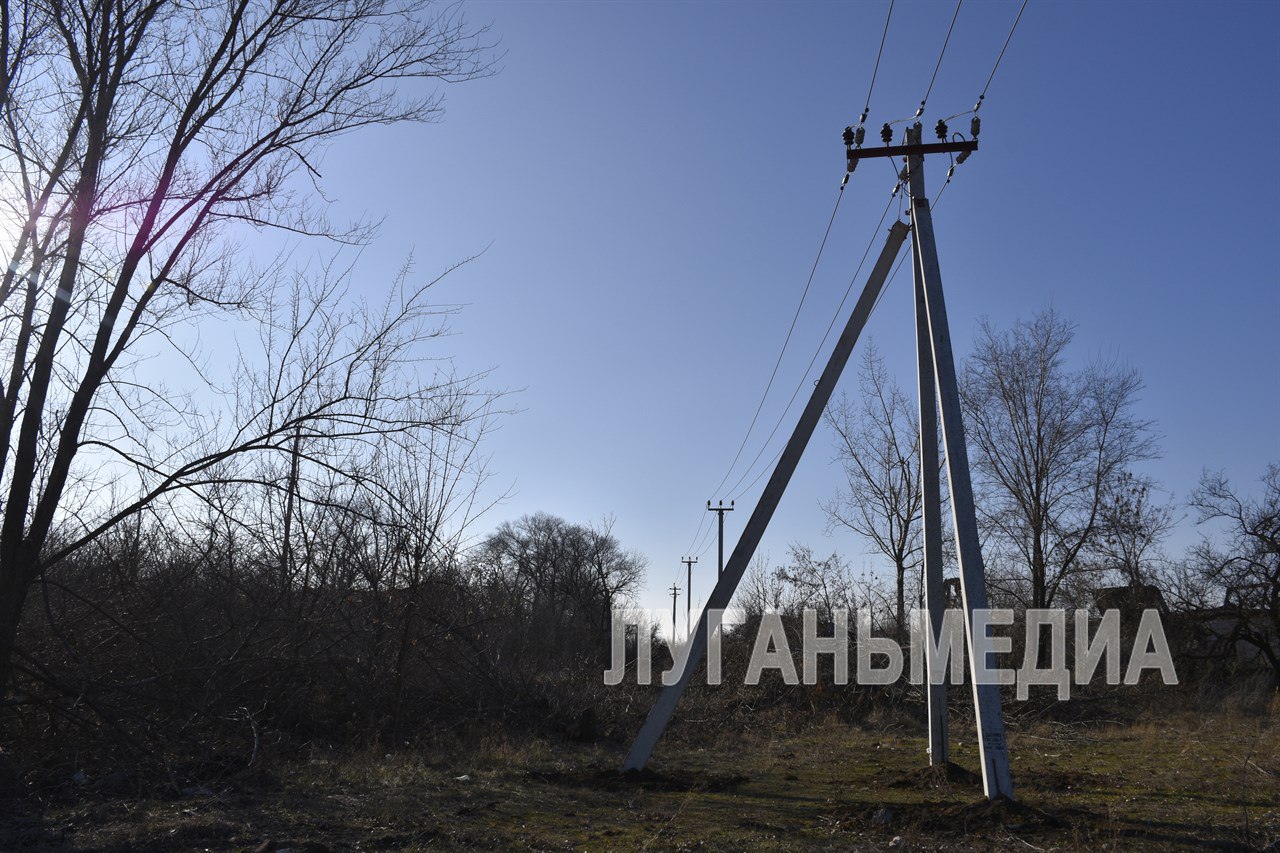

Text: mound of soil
xmin=843 ymin=796 xmax=1070 ymax=839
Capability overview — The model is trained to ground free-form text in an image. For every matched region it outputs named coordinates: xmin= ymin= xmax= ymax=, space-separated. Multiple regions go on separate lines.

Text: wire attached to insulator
xmin=855 ymin=0 xmax=894 ymax=148
xmin=917 ymin=0 xmax=963 ymax=121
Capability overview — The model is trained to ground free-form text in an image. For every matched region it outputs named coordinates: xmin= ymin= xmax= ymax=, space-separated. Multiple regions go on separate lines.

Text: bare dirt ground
xmin=2 ymin=708 xmax=1277 ymax=851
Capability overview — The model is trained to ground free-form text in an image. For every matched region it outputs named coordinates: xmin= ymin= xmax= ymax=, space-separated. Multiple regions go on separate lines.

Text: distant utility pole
xmin=281 ymin=423 xmax=302 ymax=587
xmin=669 ymin=583 xmax=680 ymax=642
xmin=682 ymin=557 xmax=697 ymax=636
xmin=706 ymin=500 xmax=734 ymax=576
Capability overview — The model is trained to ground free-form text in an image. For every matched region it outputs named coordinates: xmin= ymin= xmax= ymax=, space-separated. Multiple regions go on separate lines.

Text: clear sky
xmin=314 ymin=0 xmax=1280 ymax=620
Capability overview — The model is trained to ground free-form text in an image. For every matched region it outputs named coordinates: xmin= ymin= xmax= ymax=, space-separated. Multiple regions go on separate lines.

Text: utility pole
xmin=903 ymin=121 xmax=1013 ymax=800
xmin=913 ymin=232 xmax=948 ymax=770
xmin=668 ymin=583 xmax=680 ymax=644
xmin=281 ymin=423 xmax=302 ymax=588
xmin=682 ymin=557 xmax=697 ymax=637
xmin=706 ymin=500 xmax=734 ymax=576
xmin=624 ymin=119 xmax=1015 ymax=803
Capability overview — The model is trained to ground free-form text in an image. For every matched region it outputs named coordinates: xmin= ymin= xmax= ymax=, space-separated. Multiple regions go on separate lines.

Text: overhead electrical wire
xmin=675 ymin=0 xmax=1034 ymax=591
xmin=929 ymin=0 xmax=1033 ymax=213
xmin=711 ymin=186 xmax=845 ymax=498
xmin=678 ymin=183 xmax=846 ymax=566
xmin=917 ymin=0 xmax=964 ymax=117
xmin=726 ymin=184 xmax=901 ymax=503
xmin=857 ymin=0 xmax=895 ymax=128
xmin=676 ymin=1 xmax=908 ymax=570
xmin=673 ymin=0 xmax=1031 ymax=585
xmin=940 ymin=0 xmax=1030 ymax=124
xmin=733 ymin=445 xmax=786 ymax=508
xmin=977 ymin=0 xmax=1028 ymax=110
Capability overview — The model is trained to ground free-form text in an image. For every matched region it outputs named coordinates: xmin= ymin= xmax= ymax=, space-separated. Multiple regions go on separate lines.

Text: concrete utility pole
xmin=668 ymin=583 xmax=680 ymax=643
xmin=682 ymin=557 xmax=697 ymax=637
xmin=903 ymin=121 xmax=1013 ymax=799
xmin=706 ymin=500 xmax=734 ymax=576
xmin=913 ymin=233 xmax=948 ymax=770
xmin=622 ymin=121 xmax=1015 ymax=802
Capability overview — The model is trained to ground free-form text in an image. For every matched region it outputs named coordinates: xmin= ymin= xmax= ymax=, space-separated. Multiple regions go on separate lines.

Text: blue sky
xmin=315 ymin=0 xmax=1280 ymax=618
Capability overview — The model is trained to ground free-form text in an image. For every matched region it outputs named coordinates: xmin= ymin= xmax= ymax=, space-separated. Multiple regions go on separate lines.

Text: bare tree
xmin=774 ymin=543 xmax=856 ymax=620
xmin=961 ymin=308 xmax=1157 ymax=609
xmin=1188 ymin=464 xmax=1280 ymax=679
xmin=823 ymin=347 xmax=922 ymax=635
xmin=1091 ymin=470 xmax=1175 ymax=588
xmin=0 ymin=0 xmax=495 ymax=693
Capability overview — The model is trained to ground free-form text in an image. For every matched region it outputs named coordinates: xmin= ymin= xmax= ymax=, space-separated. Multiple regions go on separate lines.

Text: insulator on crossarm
xmin=935 ymin=119 xmax=947 ymax=141
xmin=880 ymin=123 xmax=893 ymax=145
xmin=956 ymin=150 xmax=970 ymax=165
xmin=843 ymin=126 xmax=855 ymax=147
xmin=854 ymin=125 xmax=865 ymax=146
xmin=970 ymin=115 xmax=981 ymax=139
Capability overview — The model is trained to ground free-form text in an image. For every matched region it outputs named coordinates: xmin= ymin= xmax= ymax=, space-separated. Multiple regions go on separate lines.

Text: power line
xmin=707 ymin=184 xmax=846 ymax=502
xmin=917 ymin=0 xmax=964 ymax=118
xmin=727 ymin=185 xmax=899 ymax=500
xmin=940 ymin=0 xmax=1031 ymax=123
xmin=671 ymin=0 xmax=1029 ymax=599
xmin=676 ymin=1 xmax=906 ymax=572
xmin=682 ymin=505 xmax=712 ymax=557
xmin=692 ymin=513 xmax=718 ymax=558
xmin=726 ymin=184 xmax=901 ymax=502
xmin=733 ymin=444 xmax=786 ymax=504
xmin=858 ymin=0 xmax=895 ymax=126
xmin=680 ymin=1 xmax=908 ymax=565
xmin=676 ymin=182 xmax=846 ymax=565
xmin=976 ymin=0 xmax=1029 ymax=110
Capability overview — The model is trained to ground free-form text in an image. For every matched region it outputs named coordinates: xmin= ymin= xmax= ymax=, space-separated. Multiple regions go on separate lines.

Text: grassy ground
xmin=2 ymin=705 xmax=1278 ymax=851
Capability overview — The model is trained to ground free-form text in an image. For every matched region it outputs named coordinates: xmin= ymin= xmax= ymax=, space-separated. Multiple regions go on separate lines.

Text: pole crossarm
xmin=846 ymin=139 xmax=976 ymax=164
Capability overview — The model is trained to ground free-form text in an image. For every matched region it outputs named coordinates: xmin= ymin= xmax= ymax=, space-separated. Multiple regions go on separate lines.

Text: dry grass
xmin=2 ymin=703 xmax=1277 ymax=851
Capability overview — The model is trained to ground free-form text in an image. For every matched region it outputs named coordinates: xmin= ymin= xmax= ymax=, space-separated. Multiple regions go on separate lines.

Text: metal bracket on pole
xmin=621 ymin=220 xmax=910 ymax=772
